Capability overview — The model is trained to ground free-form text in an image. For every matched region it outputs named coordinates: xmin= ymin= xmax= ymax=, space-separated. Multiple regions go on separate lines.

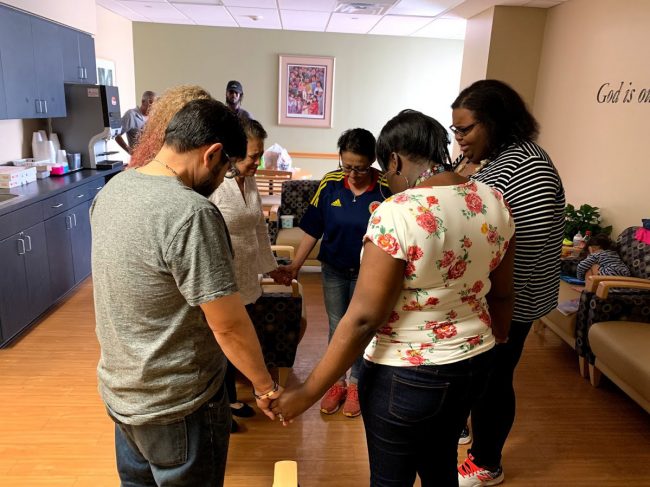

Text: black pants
xmin=469 ymin=319 xmax=534 ymax=469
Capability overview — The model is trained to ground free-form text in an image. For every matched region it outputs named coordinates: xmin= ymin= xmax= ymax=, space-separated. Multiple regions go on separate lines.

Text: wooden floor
xmin=0 ymin=271 xmax=649 ymax=486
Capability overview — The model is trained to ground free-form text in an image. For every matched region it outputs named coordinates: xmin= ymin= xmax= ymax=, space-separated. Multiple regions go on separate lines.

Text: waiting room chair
xmin=575 ymin=226 xmax=650 ymax=375
xmin=268 ymin=179 xmax=321 ymax=266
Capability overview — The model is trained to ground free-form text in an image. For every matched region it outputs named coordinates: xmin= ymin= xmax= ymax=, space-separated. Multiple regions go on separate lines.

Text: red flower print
xmin=447 ymin=258 xmax=467 ymax=279
xmin=466 ymin=181 xmax=478 ymax=192
xmin=463 ymin=237 xmax=473 ymax=248
xmin=432 ymin=323 xmax=457 ymax=340
xmin=424 ymin=320 xmax=438 ymax=329
xmin=479 ymin=310 xmax=491 ymax=325
xmin=404 ymin=350 xmax=425 ymax=365
xmin=471 ymin=280 xmax=484 ymax=294
xmin=416 ymin=211 xmax=438 ymax=234
xmin=371 ymin=215 xmax=381 ymax=225
xmin=426 ymin=195 xmax=439 ymax=206
xmin=448 ymin=310 xmax=457 ymax=319
xmin=440 ymin=250 xmax=455 ymax=268
xmin=487 ymin=229 xmax=499 ymax=244
xmin=377 ymin=233 xmax=400 ymax=255
xmin=378 ymin=324 xmax=393 ymax=335
xmin=425 ymin=296 xmax=439 ymax=306
xmin=465 ymin=193 xmax=483 ymax=214
xmin=503 ymin=239 xmax=510 ymax=252
xmin=407 ymin=245 xmax=424 ymax=261
xmin=405 ymin=261 xmax=416 ymax=277
xmin=388 ymin=311 xmax=400 ymax=324
xmin=489 ymin=252 xmax=502 ymax=271
xmin=369 ymin=201 xmax=381 ymax=213
xmin=402 ymin=300 xmax=422 ymax=311
xmin=491 ymin=188 xmax=503 ymax=201
xmin=467 ymin=336 xmax=482 ymax=346
xmin=393 ymin=193 xmax=409 ymax=204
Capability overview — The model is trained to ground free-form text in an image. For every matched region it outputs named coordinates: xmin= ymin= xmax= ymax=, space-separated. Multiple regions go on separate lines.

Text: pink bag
xmin=635 ymin=227 xmax=650 ymax=245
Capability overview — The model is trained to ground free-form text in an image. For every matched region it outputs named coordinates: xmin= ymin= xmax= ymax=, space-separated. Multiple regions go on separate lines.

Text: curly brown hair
xmin=128 ymin=85 xmax=212 ymax=168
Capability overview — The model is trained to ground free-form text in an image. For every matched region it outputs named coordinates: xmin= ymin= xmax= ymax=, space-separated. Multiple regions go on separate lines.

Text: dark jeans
xmin=113 ymin=385 xmax=231 ymax=487
xmin=358 ymin=351 xmax=495 ymax=487
xmin=469 ymin=319 xmax=534 ymax=469
xmin=321 ymin=262 xmax=363 ymax=383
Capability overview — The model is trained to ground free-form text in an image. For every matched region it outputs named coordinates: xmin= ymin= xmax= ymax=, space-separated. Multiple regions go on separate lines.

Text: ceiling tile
xmin=326 ymin=12 xmax=382 ymax=34
xmin=171 ymin=0 xmax=222 ymax=5
xmin=278 ymin=0 xmax=337 ymax=12
xmin=370 ymin=14 xmax=434 ymax=36
xmin=412 ymin=17 xmax=466 ymax=39
xmin=280 ymin=10 xmax=331 ymax=32
xmin=227 ymin=6 xmax=282 ymax=29
xmin=96 ymin=0 xmax=152 ymax=21
xmin=387 ymin=0 xmax=464 ymax=17
xmin=121 ymin=1 xmax=192 ymax=22
xmin=222 ymin=0 xmax=276 ymax=7
xmin=172 ymin=4 xmax=237 ymax=26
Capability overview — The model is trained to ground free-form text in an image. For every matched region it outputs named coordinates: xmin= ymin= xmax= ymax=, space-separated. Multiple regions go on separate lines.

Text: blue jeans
xmin=321 ymin=262 xmax=362 ymax=383
xmin=358 ymin=351 xmax=495 ymax=487
xmin=113 ymin=384 xmax=231 ymax=487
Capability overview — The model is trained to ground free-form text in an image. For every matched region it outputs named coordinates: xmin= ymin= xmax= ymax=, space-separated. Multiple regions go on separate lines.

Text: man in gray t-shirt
xmin=115 ymin=90 xmax=156 ymax=154
xmin=91 ymin=98 xmax=282 ymax=486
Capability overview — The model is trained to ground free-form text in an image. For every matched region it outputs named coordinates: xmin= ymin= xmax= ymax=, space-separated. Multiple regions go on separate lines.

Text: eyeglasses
xmin=449 ymin=122 xmax=478 ymax=137
xmin=339 ymin=160 xmax=371 ymax=174
xmin=223 ymin=151 xmax=241 ymax=179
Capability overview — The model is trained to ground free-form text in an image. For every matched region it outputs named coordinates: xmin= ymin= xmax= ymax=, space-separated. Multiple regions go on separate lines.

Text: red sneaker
xmin=320 ymin=383 xmax=347 ymax=414
xmin=342 ymin=383 xmax=361 ymax=417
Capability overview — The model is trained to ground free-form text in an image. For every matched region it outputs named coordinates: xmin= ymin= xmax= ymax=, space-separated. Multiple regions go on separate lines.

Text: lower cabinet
xmin=0 ymin=222 xmax=52 ymax=343
xmin=45 ymin=200 xmax=92 ymax=301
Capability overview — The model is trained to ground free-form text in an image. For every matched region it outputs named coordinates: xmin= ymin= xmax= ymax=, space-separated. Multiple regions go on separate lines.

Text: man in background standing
xmin=225 ymin=80 xmax=252 ymax=119
xmin=116 ymin=90 xmax=156 ymax=154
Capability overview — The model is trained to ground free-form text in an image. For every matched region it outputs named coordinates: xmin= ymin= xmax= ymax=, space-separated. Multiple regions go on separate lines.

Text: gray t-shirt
xmin=90 ymin=169 xmax=237 ymax=425
xmin=120 ymin=107 xmax=146 ymax=147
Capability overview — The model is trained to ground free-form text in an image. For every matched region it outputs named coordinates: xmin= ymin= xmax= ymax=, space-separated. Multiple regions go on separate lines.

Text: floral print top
xmin=363 ymin=180 xmax=515 ymax=366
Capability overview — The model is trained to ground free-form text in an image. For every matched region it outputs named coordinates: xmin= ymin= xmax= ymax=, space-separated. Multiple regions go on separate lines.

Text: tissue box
xmin=0 ymin=166 xmax=37 ymax=187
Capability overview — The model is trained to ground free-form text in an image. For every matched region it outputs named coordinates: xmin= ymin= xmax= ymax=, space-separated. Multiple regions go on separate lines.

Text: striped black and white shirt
xmin=576 ymin=250 xmax=630 ymax=281
xmin=464 ymin=141 xmax=566 ymax=321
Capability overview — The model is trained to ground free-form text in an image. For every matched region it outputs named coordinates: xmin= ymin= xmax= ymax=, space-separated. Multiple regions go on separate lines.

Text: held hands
xmin=254 ymin=383 xmax=285 ymax=420
xmin=269 ymin=383 xmax=315 ymax=426
xmin=268 ymin=268 xmax=293 ymax=286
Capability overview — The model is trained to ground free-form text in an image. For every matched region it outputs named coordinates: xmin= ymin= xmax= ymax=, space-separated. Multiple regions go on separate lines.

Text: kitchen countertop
xmin=0 ymin=166 xmax=123 ymax=217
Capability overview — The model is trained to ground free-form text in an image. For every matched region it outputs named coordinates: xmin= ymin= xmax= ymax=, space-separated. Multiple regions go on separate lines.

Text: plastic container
xmin=572 ymin=231 xmax=583 ymax=248
xmin=280 ymin=215 xmax=294 ymax=229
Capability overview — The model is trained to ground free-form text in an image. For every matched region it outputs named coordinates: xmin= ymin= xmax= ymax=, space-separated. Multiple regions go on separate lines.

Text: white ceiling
xmin=95 ymin=0 xmax=569 ymax=39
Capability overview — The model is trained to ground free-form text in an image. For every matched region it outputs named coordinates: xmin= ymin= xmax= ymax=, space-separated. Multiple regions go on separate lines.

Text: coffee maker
xmin=52 ymin=84 xmax=123 ymax=169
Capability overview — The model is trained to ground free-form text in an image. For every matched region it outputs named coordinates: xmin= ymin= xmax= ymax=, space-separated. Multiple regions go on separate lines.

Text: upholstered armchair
xmin=268 ymin=179 xmax=321 ymax=266
xmin=575 ymin=226 xmax=650 ymax=375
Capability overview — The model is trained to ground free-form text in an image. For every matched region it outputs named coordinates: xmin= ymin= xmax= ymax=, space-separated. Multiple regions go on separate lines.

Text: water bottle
xmin=572 ymin=231 xmax=584 ymax=254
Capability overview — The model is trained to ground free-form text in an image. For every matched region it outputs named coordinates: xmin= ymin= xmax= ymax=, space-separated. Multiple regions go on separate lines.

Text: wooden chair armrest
xmin=269 ymin=205 xmax=280 ymax=222
xmin=271 ymin=245 xmax=295 ymax=260
xmin=585 ymin=275 xmax=644 ymax=292
xmin=595 ymin=278 xmax=650 ymax=299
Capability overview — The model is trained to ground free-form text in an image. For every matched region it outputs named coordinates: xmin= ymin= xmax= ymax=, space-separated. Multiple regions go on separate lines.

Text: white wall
xmin=133 ymin=23 xmax=464 ymax=179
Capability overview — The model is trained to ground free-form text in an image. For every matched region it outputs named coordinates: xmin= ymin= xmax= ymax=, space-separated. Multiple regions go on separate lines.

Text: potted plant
xmin=564 ymin=203 xmax=612 ymax=239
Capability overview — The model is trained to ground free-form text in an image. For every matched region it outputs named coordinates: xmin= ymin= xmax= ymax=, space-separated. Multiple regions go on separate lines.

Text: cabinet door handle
xmin=96 ymin=186 xmax=103 ymax=191
xmin=76 ymin=194 xmax=85 ymax=198
xmin=83 ymin=67 xmax=88 ymax=79
xmin=43 ymin=100 xmax=48 ymax=113
xmin=66 ymin=215 xmax=72 ymax=230
xmin=72 ymin=213 xmax=77 ymax=227
xmin=25 ymin=235 xmax=32 ymax=252
xmin=35 ymin=99 xmax=41 ymax=113
xmin=51 ymin=203 xmax=64 ymax=208
xmin=17 ymin=238 xmax=26 ymax=255
xmin=78 ymin=66 xmax=85 ymax=79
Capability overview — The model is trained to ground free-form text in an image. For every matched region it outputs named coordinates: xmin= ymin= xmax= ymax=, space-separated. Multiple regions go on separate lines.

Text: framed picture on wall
xmin=96 ymin=58 xmax=116 ymax=86
xmin=278 ymin=54 xmax=335 ymax=128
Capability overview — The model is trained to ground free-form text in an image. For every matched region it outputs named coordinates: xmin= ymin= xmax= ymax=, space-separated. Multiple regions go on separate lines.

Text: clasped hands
xmin=268 ymin=264 xmax=299 ymax=287
xmin=255 ymin=383 xmax=314 ymax=426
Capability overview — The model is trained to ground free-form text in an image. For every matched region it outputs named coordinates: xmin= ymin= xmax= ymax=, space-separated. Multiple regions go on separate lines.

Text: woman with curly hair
xmin=128 ymin=85 xmax=212 ymax=168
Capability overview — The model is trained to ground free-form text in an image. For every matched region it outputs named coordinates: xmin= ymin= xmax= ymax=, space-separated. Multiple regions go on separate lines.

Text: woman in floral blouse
xmin=272 ymin=110 xmax=515 ymax=486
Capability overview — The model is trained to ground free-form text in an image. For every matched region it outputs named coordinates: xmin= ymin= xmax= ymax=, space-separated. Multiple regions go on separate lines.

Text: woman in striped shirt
xmin=451 ymin=80 xmax=566 ymax=487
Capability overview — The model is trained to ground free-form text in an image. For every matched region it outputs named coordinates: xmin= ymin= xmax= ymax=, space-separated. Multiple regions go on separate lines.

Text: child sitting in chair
xmin=577 ymin=233 xmax=631 ymax=281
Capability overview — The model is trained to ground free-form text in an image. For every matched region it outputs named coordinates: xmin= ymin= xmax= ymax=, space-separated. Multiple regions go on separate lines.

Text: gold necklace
xmin=152 ymin=158 xmax=182 ymax=181
xmin=456 ymin=158 xmax=489 ymax=175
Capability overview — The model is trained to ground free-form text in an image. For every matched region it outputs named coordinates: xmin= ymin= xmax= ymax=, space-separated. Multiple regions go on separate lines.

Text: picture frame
xmin=96 ymin=58 xmax=116 ymax=86
xmin=278 ymin=54 xmax=335 ymax=128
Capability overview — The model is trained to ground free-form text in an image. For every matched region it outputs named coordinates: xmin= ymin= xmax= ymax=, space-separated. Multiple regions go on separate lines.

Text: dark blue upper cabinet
xmin=60 ymin=26 xmax=97 ymax=85
xmin=0 ymin=53 xmax=6 ymax=119
xmin=0 ymin=6 xmax=39 ymax=119
xmin=31 ymin=16 xmax=66 ymax=118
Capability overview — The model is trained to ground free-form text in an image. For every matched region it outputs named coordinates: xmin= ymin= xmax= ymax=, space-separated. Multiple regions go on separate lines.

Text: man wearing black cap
xmin=225 ymin=80 xmax=253 ymax=119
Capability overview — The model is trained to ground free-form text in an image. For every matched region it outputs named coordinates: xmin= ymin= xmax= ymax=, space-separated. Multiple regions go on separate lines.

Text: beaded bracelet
xmin=253 ymin=380 xmax=279 ymax=400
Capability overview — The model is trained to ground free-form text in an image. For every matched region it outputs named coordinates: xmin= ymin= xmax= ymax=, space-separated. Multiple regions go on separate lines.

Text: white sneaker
xmin=458 ymin=453 xmax=504 ymax=487
xmin=458 ymin=425 xmax=472 ymax=445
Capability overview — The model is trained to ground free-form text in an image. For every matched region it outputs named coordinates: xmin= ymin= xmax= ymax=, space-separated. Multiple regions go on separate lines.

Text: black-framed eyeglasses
xmin=449 ymin=122 xmax=478 ymax=137
xmin=339 ymin=159 xmax=371 ymax=174
xmin=223 ymin=151 xmax=241 ymax=179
